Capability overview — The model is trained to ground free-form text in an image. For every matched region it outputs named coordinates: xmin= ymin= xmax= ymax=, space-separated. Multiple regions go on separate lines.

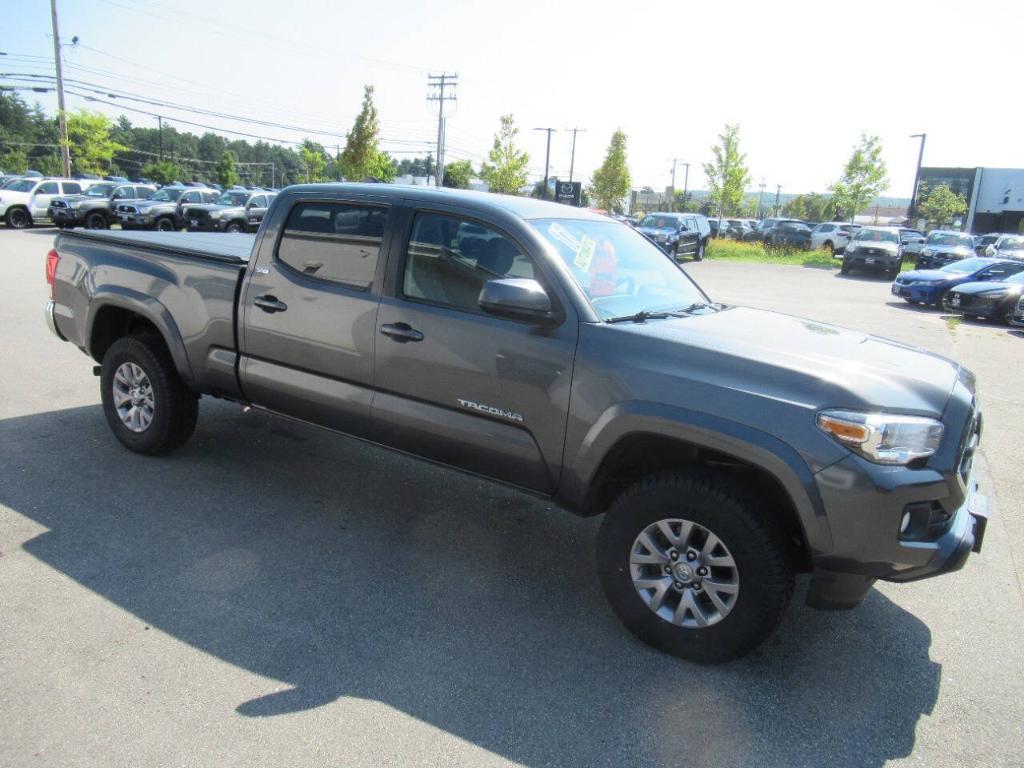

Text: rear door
xmin=239 ymin=195 xmax=392 ymax=438
xmin=372 ymin=205 xmax=578 ymax=492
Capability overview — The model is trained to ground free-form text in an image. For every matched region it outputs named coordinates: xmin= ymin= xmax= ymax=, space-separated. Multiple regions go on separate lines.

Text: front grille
xmin=958 ymin=407 xmax=981 ymax=483
xmin=51 ymin=200 xmax=68 ymax=209
xmin=118 ymin=204 xmax=136 ymax=213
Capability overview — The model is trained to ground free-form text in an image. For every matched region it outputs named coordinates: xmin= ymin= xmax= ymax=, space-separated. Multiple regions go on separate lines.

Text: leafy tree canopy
xmin=589 ymin=129 xmax=631 ymax=213
xmin=480 ymin=114 xmax=530 ymax=195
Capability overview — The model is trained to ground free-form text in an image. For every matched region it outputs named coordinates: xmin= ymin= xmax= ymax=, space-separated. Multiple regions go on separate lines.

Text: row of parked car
xmin=0 ymin=174 xmax=277 ymax=233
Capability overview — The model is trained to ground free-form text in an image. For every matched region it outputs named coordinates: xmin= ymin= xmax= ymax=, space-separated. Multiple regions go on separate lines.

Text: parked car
xmin=48 ymin=182 xmax=157 ymax=230
xmin=916 ymin=230 xmax=975 ymax=270
xmin=898 ymin=228 xmax=926 ymax=260
xmin=181 ymin=189 xmax=277 ymax=233
xmin=743 ymin=217 xmax=801 ymax=242
xmin=1012 ymin=294 xmax=1024 ymax=327
xmin=972 ymin=232 xmax=1003 ymax=257
xmin=116 ymin=185 xmax=220 ymax=231
xmin=891 ymin=258 xmax=1024 ymax=306
xmin=707 ymin=217 xmax=727 ymax=238
xmin=943 ymin=269 xmax=1024 ymax=324
xmin=635 ymin=212 xmax=710 ymax=260
xmin=725 ymin=219 xmax=756 ymax=240
xmin=984 ymin=233 xmax=1024 ymax=261
xmin=841 ymin=226 xmax=904 ymax=277
xmin=0 ymin=177 xmax=92 ymax=228
xmin=762 ymin=221 xmax=812 ymax=249
xmin=810 ymin=222 xmax=861 ymax=255
xmin=45 ymin=183 xmax=988 ymax=663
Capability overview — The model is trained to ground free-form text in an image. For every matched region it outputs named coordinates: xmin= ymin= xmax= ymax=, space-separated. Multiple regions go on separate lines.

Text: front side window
xmin=981 ymin=263 xmax=1024 ymax=280
xmin=249 ymin=195 xmax=267 ymax=208
xmin=403 ymin=213 xmax=536 ymax=312
xmin=277 ymin=201 xmax=387 ymax=290
xmin=998 ymin=235 xmax=1024 ymax=250
xmin=37 ymin=182 xmax=59 ymax=195
xmin=85 ymin=183 xmax=115 ymax=198
xmin=529 ymin=218 xmax=707 ymax=320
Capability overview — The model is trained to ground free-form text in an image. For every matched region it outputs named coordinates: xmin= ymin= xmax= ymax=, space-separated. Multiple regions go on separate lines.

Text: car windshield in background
xmin=215 ymin=192 xmax=249 ymax=206
xmin=152 ymin=188 xmax=184 ymax=202
xmin=4 ymin=179 xmax=37 ymax=192
xmin=999 ymin=236 xmax=1024 ymax=250
xmin=927 ymin=232 xmax=972 ymax=247
xmin=530 ymin=218 xmax=706 ymax=320
xmin=854 ymin=229 xmax=898 ymax=243
xmin=639 ymin=215 xmax=680 ymax=229
xmin=84 ymin=184 xmax=116 ymax=197
xmin=941 ymin=259 xmax=989 ymax=273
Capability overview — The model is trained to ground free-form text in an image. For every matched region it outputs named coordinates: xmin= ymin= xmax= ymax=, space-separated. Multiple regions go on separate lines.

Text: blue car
xmin=890 ymin=257 xmax=1024 ymax=306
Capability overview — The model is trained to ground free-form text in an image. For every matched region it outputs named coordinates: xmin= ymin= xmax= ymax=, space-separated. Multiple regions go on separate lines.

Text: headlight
xmin=816 ymin=409 xmax=944 ymax=465
xmin=846 ymin=244 xmax=858 ymax=253
xmin=209 ymin=210 xmax=222 ymax=219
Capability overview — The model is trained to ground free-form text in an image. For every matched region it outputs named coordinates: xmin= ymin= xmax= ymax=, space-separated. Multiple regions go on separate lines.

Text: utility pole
xmin=681 ymin=162 xmax=690 ymax=211
xmin=534 ymin=128 xmax=556 ymax=200
xmin=566 ymin=127 xmax=585 ymax=183
xmin=909 ymin=133 xmax=927 ymax=222
xmin=50 ymin=0 xmax=71 ymax=177
xmin=757 ymin=178 xmax=766 ymax=218
xmin=669 ymin=158 xmax=679 ymax=210
xmin=427 ymin=73 xmax=458 ymax=187
xmin=774 ymin=184 xmax=782 ymax=217
xmin=157 ymin=115 xmax=163 ymax=161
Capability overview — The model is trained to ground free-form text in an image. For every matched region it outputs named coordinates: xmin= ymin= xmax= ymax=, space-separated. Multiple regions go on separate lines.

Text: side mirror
xmin=479 ymin=278 xmax=557 ymax=324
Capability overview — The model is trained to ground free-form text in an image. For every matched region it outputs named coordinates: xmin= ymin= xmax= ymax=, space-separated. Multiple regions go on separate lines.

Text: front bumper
xmin=845 ymin=250 xmax=899 ymax=269
xmin=116 ymin=211 xmax=152 ymax=228
xmin=892 ymin=282 xmax=943 ymax=303
xmin=943 ymin=293 xmax=1002 ymax=317
xmin=48 ymin=207 xmax=85 ymax=225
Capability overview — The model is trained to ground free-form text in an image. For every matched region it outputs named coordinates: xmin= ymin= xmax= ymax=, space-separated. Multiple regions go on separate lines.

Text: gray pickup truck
xmin=44 ymin=184 xmax=989 ymax=663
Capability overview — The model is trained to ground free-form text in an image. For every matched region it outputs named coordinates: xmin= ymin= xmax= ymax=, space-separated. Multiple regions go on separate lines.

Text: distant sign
xmin=554 ymin=179 xmax=582 ymax=207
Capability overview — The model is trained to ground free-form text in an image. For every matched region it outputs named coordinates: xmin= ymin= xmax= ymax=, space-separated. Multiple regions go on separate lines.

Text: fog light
xmin=900 ymin=512 xmax=912 ymax=534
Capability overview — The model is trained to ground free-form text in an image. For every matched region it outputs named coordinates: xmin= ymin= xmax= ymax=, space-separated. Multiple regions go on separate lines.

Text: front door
xmin=31 ymin=181 xmax=60 ymax=218
xmin=373 ymin=208 xmax=578 ymax=493
xmin=239 ymin=197 xmax=391 ymax=437
xmin=678 ymin=216 xmax=700 ymax=257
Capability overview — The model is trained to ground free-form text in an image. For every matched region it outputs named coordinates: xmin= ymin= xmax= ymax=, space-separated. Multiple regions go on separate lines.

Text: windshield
xmin=854 ymin=229 xmax=899 ymax=244
xmin=215 ymin=192 xmax=249 ymax=206
xmin=998 ymin=236 xmax=1024 ymax=250
xmin=639 ymin=215 xmax=681 ymax=230
xmin=152 ymin=188 xmax=184 ymax=202
xmin=927 ymin=232 xmax=972 ymax=247
xmin=4 ymin=179 xmax=36 ymax=192
xmin=941 ymin=259 xmax=990 ymax=274
xmin=529 ymin=218 xmax=707 ymax=320
xmin=85 ymin=184 xmax=116 ymax=197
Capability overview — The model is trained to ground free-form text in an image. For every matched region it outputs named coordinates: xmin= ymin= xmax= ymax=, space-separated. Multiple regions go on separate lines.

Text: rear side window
xmin=62 ymin=182 xmax=82 ymax=194
xmin=277 ymin=201 xmax=387 ymax=290
xmin=135 ymin=186 xmax=154 ymax=199
xmin=402 ymin=212 xmax=536 ymax=313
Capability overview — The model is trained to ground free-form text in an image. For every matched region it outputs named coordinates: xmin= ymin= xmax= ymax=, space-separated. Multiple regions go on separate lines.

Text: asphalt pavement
xmin=1 ymin=229 xmax=1021 ymax=767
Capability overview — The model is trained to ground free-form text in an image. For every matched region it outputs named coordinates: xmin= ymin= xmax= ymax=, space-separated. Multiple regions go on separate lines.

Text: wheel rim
xmin=113 ymin=362 xmax=155 ymax=432
xmin=10 ymin=209 xmax=29 ymax=228
xmin=629 ymin=518 xmax=740 ymax=628
xmin=157 ymin=218 xmax=173 ymax=231
xmin=86 ymin=214 xmax=104 ymax=229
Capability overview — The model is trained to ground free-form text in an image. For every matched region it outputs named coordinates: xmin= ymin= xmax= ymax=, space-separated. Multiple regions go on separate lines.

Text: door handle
xmin=379 ymin=322 xmax=424 ymax=342
xmin=254 ymin=295 xmax=288 ymax=313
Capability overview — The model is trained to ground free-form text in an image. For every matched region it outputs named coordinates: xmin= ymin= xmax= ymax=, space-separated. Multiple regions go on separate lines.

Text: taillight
xmin=46 ymin=248 xmax=60 ymax=300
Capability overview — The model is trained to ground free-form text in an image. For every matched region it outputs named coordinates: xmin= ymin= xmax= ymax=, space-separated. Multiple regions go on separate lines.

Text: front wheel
xmin=100 ymin=335 xmax=199 ymax=455
xmin=155 ymin=217 xmax=176 ymax=231
xmin=598 ymin=470 xmax=793 ymax=663
xmin=225 ymin=221 xmax=243 ymax=233
xmin=85 ymin=211 xmax=108 ymax=230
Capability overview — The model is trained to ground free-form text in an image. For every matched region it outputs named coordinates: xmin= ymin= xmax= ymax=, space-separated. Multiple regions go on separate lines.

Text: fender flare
xmin=85 ymin=286 xmax=195 ymax=385
xmin=561 ymin=401 xmax=833 ymax=555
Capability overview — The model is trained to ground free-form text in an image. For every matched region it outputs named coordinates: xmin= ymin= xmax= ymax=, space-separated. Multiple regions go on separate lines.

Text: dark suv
xmin=48 ymin=182 xmax=156 ymax=229
xmin=636 ymin=212 xmax=711 ymax=261
xmin=182 ymin=188 xmax=277 ymax=233
xmin=116 ymin=185 xmax=220 ymax=231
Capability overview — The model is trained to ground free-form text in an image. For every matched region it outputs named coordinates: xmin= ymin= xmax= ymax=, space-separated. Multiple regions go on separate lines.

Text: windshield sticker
xmin=574 ymin=236 xmax=597 ymax=271
xmin=547 ymin=221 xmax=580 ymax=253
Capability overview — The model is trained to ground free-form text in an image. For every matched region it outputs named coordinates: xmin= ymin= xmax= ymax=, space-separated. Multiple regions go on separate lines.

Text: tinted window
xmin=61 ymin=182 xmax=82 ymax=194
xmin=981 ymin=263 xmax=1024 ymax=280
xmin=183 ymin=191 xmax=200 ymax=203
xmin=403 ymin=213 xmax=536 ymax=312
xmin=135 ymin=186 xmax=154 ymax=199
xmin=278 ymin=201 xmax=387 ymax=290
xmin=37 ymin=182 xmax=59 ymax=195
xmin=816 ymin=224 xmax=833 ymax=233
xmin=249 ymin=195 xmax=267 ymax=208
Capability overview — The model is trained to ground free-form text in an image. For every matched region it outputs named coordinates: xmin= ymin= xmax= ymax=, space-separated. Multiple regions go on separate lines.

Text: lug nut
xmin=669 ymin=550 xmax=679 ymax=560
xmin=692 ymin=583 xmax=702 ymax=591
xmin=697 ymin=567 xmax=708 ymax=576
xmin=674 ymin=581 xmax=684 ymax=590
xmin=686 ymin=551 xmax=697 ymax=561
xmin=663 ymin=565 xmax=672 ymax=574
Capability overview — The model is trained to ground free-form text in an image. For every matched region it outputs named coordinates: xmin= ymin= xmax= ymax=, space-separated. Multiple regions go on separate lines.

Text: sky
xmin=4 ymin=0 xmax=1023 ymax=197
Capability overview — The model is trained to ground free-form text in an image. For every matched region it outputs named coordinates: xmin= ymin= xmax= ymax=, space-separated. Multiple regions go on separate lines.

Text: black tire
xmin=225 ymin=221 xmax=243 ymax=233
xmin=695 ymin=241 xmax=706 ymax=261
xmin=85 ymin=211 xmax=108 ymax=230
xmin=5 ymin=207 xmax=32 ymax=229
xmin=100 ymin=334 xmax=199 ymax=455
xmin=997 ymin=299 xmax=1017 ymax=325
xmin=155 ymin=217 xmax=176 ymax=231
xmin=840 ymin=260 xmax=850 ymax=274
xmin=598 ymin=470 xmax=793 ymax=663
xmin=822 ymin=240 xmax=834 ymax=256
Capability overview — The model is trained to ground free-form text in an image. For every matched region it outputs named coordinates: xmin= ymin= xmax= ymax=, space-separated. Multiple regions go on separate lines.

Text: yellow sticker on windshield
xmin=575 ymin=236 xmax=596 ymax=271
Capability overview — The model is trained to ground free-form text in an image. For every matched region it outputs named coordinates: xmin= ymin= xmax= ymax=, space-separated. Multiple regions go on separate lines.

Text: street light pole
xmin=534 ymin=128 xmax=556 ymax=200
xmin=909 ymin=132 xmax=927 ymax=223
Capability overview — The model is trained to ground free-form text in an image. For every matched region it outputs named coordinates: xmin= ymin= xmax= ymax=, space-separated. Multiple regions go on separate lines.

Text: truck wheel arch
xmin=86 ymin=289 xmax=195 ymax=386
xmin=563 ymin=403 xmax=833 ymax=561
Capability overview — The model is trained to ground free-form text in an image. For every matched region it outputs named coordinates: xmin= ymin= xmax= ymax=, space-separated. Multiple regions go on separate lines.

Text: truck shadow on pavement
xmin=1 ymin=401 xmax=940 ymax=768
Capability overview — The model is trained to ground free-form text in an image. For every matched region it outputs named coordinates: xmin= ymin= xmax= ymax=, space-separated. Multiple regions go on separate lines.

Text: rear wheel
xmin=5 ymin=207 xmax=31 ymax=229
xmin=100 ymin=334 xmax=199 ymax=455
xmin=695 ymin=241 xmax=705 ymax=261
xmin=598 ymin=470 xmax=793 ymax=663
xmin=840 ymin=260 xmax=850 ymax=275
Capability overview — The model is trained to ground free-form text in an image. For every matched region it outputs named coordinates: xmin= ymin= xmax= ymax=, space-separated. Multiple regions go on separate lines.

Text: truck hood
xmin=951 ymin=280 xmax=1024 ymax=296
xmin=616 ymin=306 xmax=960 ymax=416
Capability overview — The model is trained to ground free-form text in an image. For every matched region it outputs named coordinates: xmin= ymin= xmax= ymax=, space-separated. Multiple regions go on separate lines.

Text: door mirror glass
xmin=479 ymin=278 xmax=555 ymax=324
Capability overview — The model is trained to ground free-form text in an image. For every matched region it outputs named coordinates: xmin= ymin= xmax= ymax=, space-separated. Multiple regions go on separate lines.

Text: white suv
xmin=810 ymin=222 xmax=860 ymax=255
xmin=0 ymin=178 xmax=92 ymax=228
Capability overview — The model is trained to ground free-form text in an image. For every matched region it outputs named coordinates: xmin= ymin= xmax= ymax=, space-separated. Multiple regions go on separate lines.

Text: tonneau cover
xmin=58 ymin=229 xmax=253 ymax=264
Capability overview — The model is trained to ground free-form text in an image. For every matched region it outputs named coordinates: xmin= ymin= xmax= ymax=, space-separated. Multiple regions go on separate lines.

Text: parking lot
xmin=1 ymin=227 xmax=1022 ymax=767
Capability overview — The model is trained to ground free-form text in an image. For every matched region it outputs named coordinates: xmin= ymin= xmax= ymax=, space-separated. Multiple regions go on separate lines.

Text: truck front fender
xmin=560 ymin=401 xmax=833 ymax=555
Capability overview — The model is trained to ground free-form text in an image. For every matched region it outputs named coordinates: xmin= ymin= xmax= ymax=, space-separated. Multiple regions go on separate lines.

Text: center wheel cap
xmin=674 ymin=563 xmax=695 ymax=583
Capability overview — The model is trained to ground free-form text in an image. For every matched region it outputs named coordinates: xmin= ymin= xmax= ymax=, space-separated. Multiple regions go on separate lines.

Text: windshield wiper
xmin=676 ymin=301 xmax=718 ymax=314
xmin=604 ymin=310 xmax=678 ymax=324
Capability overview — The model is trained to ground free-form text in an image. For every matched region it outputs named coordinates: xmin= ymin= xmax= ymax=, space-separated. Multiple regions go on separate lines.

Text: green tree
xmin=65 ymin=109 xmax=126 ymax=176
xmin=338 ymin=85 xmax=391 ymax=181
xmin=364 ymin=150 xmax=397 ymax=182
xmin=141 ymin=159 xmax=186 ymax=185
xmin=702 ymin=124 xmax=750 ymax=217
xmin=918 ymin=184 xmax=967 ymax=228
xmin=829 ymin=133 xmax=888 ymax=221
xmin=589 ymin=129 xmax=631 ymax=212
xmin=782 ymin=192 xmax=835 ymax=222
xmin=298 ymin=140 xmax=328 ymax=182
xmin=215 ymin=150 xmax=240 ymax=187
xmin=443 ymin=159 xmax=474 ymax=189
xmin=480 ymin=114 xmax=530 ymax=195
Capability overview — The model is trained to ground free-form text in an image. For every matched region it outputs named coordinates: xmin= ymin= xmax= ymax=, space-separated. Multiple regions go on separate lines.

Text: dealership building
xmin=913 ymin=167 xmax=1024 ymax=234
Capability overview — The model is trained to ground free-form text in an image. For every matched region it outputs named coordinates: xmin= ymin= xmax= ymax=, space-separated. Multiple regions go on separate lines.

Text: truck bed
xmin=59 ymin=229 xmax=254 ymax=264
